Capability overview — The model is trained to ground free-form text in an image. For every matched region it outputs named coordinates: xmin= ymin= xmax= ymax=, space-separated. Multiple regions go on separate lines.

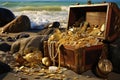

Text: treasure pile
xmin=48 ymin=22 xmax=104 ymax=48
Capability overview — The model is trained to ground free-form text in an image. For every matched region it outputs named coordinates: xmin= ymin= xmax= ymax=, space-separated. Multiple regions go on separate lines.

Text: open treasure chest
xmin=44 ymin=2 xmax=120 ymax=74
xmin=67 ymin=2 xmax=120 ymax=41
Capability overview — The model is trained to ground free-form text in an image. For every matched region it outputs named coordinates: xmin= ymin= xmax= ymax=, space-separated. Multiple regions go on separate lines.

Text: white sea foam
xmin=13 ymin=10 xmax=68 ymax=29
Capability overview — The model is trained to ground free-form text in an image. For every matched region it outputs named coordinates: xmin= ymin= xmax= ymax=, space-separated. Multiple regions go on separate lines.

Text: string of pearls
xmin=48 ymin=41 xmax=58 ymax=66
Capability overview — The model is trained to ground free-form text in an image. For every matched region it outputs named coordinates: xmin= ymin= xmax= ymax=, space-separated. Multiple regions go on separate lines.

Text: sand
xmin=0 ymin=29 xmax=120 ymax=80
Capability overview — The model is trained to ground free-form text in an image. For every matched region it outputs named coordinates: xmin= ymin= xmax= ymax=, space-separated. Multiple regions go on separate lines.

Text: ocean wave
xmin=0 ymin=1 xmax=69 ymax=11
xmin=10 ymin=6 xmax=69 ymax=11
xmin=13 ymin=10 xmax=68 ymax=29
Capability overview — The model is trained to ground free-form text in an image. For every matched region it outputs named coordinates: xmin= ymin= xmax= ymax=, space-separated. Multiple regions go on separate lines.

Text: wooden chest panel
xmin=60 ymin=45 xmax=103 ymax=73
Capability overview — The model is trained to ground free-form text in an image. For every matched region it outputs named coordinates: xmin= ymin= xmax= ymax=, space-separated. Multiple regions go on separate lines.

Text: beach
xmin=0 ymin=1 xmax=120 ymax=80
xmin=0 ymin=32 xmax=120 ymax=80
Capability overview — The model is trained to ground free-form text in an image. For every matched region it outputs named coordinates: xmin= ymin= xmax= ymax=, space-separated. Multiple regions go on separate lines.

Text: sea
xmin=0 ymin=1 xmax=120 ymax=29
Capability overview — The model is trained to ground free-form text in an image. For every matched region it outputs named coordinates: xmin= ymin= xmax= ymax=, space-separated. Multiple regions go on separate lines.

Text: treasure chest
xmin=59 ymin=2 xmax=120 ymax=73
xmin=67 ymin=2 xmax=120 ymax=42
xmin=60 ymin=45 xmax=103 ymax=73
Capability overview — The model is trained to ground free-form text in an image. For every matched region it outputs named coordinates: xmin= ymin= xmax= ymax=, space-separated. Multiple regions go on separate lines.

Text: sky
xmin=0 ymin=0 xmax=120 ymax=1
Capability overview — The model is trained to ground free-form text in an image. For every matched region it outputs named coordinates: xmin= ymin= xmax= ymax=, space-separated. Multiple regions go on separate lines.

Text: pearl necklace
xmin=48 ymin=41 xmax=58 ymax=66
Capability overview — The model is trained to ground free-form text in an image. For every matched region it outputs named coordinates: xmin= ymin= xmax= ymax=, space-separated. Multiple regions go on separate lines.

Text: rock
xmin=6 ymin=37 xmax=15 ymax=42
xmin=0 ymin=61 xmax=11 ymax=74
xmin=11 ymin=35 xmax=49 ymax=55
xmin=15 ymin=33 xmax=30 ymax=40
xmin=0 ymin=42 xmax=11 ymax=52
xmin=50 ymin=21 xmax=60 ymax=28
xmin=0 ymin=8 xmax=15 ymax=27
xmin=44 ymin=21 xmax=60 ymax=29
xmin=2 ymin=15 xmax=31 ymax=33
xmin=108 ymin=37 xmax=120 ymax=73
xmin=11 ymin=37 xmax=32 ymax=54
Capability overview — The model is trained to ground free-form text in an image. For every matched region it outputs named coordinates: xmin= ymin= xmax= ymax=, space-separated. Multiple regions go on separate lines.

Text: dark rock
xmin=44 ymin=21 xmax=60 ymax=29
xmin=10 ymin=40 xmax=21 ymax=53
xmin=15 ymin=33 xmax=30 ymax=40
xmin=6 ymin=37 xmax=15 ymax=42
xmin=2 ymin=15 xmax=31 ymax=33
xmin=0 ymin=43 xmax=11 ymax=52
xmin=51 ymin=21 xmax=60 ymax=28
xmin=108 ymin=37 xmax=120 ymax=73
xmin=0 ymin=61 xmax=11 ymax=74
xmin=0 ymin=8 xmax=15 ymax=27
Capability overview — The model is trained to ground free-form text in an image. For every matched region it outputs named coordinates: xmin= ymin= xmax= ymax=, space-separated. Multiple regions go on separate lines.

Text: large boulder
xmin=0 ymin=8 xmax=15 ymax=27
xmin=2 ymin=15 xmax=31 ymax=33
xmin=11 ymin=35 xmax=48 ymax=55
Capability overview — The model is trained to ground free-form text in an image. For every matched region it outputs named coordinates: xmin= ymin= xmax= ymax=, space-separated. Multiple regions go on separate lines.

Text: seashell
xmin=42 ymin=57 xmax=52 ymax=66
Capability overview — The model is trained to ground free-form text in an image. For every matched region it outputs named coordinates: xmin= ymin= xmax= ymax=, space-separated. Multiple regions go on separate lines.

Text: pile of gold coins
xmin=48 ymin=22 xmax=105 ymax=48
